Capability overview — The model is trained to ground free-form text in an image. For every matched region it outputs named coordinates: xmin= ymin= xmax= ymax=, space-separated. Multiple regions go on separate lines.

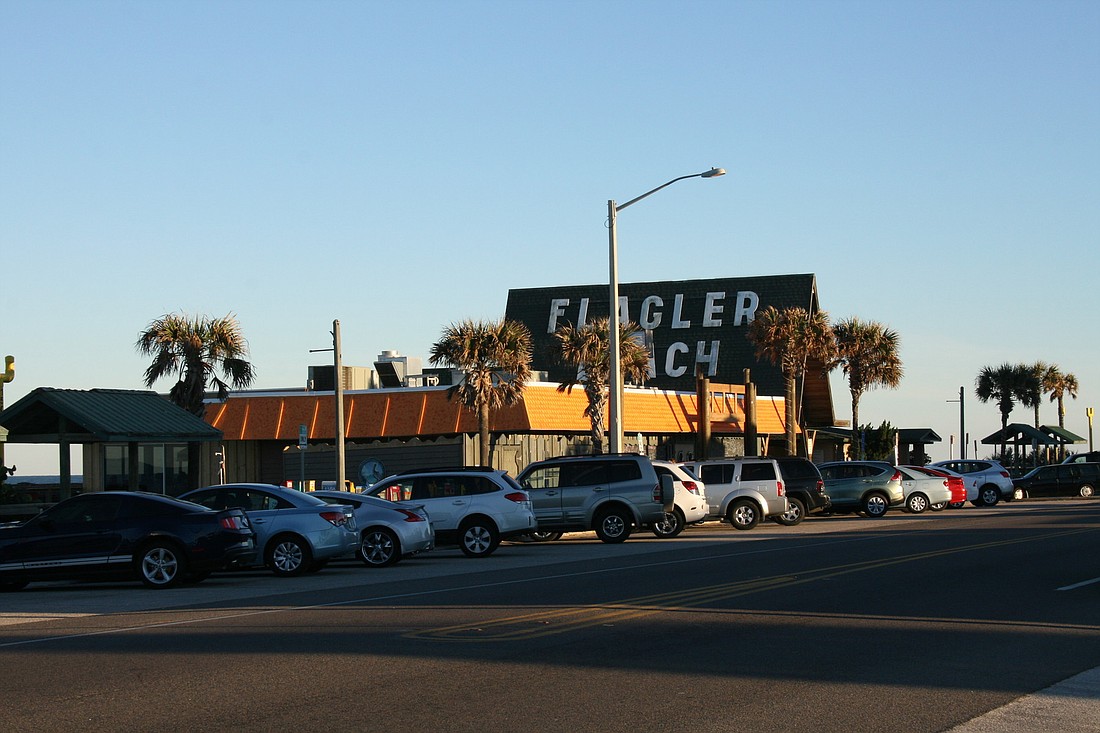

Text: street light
xmin=947 ymin=386 xmax=966 ymax=459
xmin=607 ymin=167 xmax=726 ymax=454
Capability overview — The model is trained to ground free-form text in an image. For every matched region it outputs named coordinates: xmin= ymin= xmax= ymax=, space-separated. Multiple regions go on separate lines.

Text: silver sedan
xmin=180 ymin=484 xmax=359 ymax=576
xmin=312 ymin=490 xmax=434 ymax=567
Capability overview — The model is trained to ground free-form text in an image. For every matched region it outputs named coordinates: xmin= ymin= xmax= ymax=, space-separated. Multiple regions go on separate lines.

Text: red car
xmin=905 ymin=465 xmax=968 ymax=508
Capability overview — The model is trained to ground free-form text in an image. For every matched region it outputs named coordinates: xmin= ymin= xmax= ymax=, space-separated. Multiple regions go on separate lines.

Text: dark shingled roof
xmin=0 ymin=387 xmax=223 ymax=444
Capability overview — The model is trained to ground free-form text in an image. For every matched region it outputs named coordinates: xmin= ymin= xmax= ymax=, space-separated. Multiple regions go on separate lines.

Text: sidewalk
xmin=948 ymin=666 xmax=1100 ymax=732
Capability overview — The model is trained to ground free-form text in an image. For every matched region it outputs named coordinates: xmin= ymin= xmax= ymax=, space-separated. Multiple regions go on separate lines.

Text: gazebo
xmin=980 ymin=423 xmax=1083 ymax=466
xmin=0 ymin=387 xmax=223 ymax=500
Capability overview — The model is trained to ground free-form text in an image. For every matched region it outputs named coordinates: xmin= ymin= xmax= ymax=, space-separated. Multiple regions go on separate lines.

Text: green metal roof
xmin=981 ymin=422 xmax=1059 ymax=446
xmin=897 ymin=428 xmax=942 ymax=444
xmin=0 ymin=388 xmax=222 ymax=444
xmin=1041 ymin=425 xmax=1086 ymax=444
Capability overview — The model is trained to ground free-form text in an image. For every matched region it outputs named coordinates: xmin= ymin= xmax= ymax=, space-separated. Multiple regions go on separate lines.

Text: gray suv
xmin=516 ymin=454 xmax=674 ymax=543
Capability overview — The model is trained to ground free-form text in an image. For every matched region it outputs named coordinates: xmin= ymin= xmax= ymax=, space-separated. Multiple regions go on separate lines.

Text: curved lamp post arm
xmin=615 ymin=168 xmax=726 ymax=212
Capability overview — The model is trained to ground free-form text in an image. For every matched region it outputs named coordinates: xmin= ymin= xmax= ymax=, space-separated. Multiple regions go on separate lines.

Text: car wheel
xmin=459 ymin=518 xmax=500 ymax=557
xmin=979 ymin=485 xmax=1000 ymax=506
xmin=526 ymin=530 xmax=563 ymax=542
xmin=930 ymin=502 xmax=947 ymax=511
xmin=594 ymin=507 xmax=632 ymax=543
xmin=137 ymin=541 xmax=186 ymax=589
xmin=1013 ymin=488 xmax=1026 ymax=501
xmin=862 ymin=492 xmax=889 ymax=518
xmin=266 ymin=534 xmax=313 ymax=576
xmin=906 ymin=493 xmax=929 ymax=514
xmin=948 ymin=501 xmax=966 ymax=509
xmin=360 ymin=528 xmax=401 ymax=567
xmin=651 ymin=508 xmax=685 ymax=538
xmin=728 ymin=498 xmax=760 ymax=530
xmin=1080 ymin=484 xmax=1095 ymax=498
xmin=774 ymin=497 xmax=805 ymax=527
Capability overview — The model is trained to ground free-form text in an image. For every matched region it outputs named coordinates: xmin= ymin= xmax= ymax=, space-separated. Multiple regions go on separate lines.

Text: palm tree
xmin=747 ymin=306 xmax=835 ymax=456
xmin=136 ymin=313 xmax=256 ymax=416
xmin=830 ymin=318 xmax=903 ymax=460
xmin=554 ymin=317 xmax=650 ymax=454
xmin=1044 ymin=366 xmax=1080 ymax=459
xmin=1023 ymin=362 xmax=1050 ymax=430
xmin=975 ymin=363 xmax=1030 ymax=457
xmin=429 ymin=318 xmax=532 ymax=466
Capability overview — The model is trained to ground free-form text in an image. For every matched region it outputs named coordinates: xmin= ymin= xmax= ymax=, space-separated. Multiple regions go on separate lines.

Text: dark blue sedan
xmin=0 ymin=491 xmax=256 ymax=590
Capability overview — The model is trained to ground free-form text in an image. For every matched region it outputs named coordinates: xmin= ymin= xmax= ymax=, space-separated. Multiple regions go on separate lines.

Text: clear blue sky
xmin=2 ymin=0 xmax=1098 ymax=473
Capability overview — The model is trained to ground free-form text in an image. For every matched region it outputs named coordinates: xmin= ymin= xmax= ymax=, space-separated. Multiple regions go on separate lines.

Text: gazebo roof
xmin=0 ymin=387 xmax=223 ymax=444
xmin=981 ymin=423 xmax=1059 ymax=446
xmin=1041 ymin=425 xmax=1086 ymax=445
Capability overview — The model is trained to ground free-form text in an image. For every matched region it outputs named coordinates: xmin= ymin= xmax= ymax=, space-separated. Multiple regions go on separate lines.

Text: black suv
xmin=516 ymin=454 xmax=674 ymax=543
xmin=772 ymin=457 xmax=831 ymax=525
xmin=1012 ymin=462 xmax=1100 ymax=499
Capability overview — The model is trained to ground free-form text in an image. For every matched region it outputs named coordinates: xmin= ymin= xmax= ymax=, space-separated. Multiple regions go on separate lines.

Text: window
xmin=740 ymin=463 xmax=776 ymax=482
xmin=46 ymin=495 xmax=124 ymax=524
xmin=522 ymin=467 xmax=561 ymax=491
xmin=699 ymin=464 xmax=731 ymax=484
xmin=568 ymin=463 xmax=610 ymax=487
xmin=607 ymin=460 xmax=642 ymax=484
xmin=373 ymin=480 xmax=417 ymax=501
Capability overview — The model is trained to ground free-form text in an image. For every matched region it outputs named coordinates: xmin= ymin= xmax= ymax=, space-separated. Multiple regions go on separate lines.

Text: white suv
xmin=930 ymin=460 xmax=1014 ymax=506
xmin=650 ymin=461 xmax=708 ymax=538
xmin=682 ymin=458 xmax=788 ymax=530
xmin=365 ymin=468 xmax=535 ymax=557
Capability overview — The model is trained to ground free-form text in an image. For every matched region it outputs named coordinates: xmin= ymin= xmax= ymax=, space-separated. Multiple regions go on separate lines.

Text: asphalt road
xmin=2 ymin=500 xmax=1099 ymax=732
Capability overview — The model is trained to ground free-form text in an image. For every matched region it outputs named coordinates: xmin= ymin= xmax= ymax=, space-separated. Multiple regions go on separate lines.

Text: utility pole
xmin=1 ymin=356 xmax=14 ymax=476
xmin=333 ymin=320 xmax=346 ymax=490
xmin=310 ymin=322 xmax=346 ymax=490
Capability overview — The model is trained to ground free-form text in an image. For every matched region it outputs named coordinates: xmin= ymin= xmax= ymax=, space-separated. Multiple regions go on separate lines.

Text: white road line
xmin=1057 ymin=576 xmax=1100 ymax=591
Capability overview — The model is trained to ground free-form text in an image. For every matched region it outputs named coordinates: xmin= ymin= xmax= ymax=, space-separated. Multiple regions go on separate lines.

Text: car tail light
xmin=999 ymin=470 xmax=1011 ymax=479
xmin=320 ymin=510 xmax=351 ymax=527
xmin=682 ymin=480 xmax=700 ymax=495
xmin=815 ymin=479 xmax=825 ymax=494
xmin=220 ymin=515 xmax=249 ymax=530
xmin=652 ymin=483 xmax=663 ymax=503
xmin=891 ymin=470 xmax=902 ymax=482
xmin=777 ymin=480 xmax=785 ymax=497
xmin=504 ymin=491 xmax=530 ymax=504
xmin=397 ymin=508 xmax=426 ymax=523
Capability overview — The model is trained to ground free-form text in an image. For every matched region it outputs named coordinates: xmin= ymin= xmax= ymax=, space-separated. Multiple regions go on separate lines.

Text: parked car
xmin=1012 ymin=462 xmax=1100 ymax=500
xmin=816 ymin=461 xmax=904 ymax=517
xmin=312 ymin=490 xmax=434 ymax=567
xmin=649 ymin=461 xmax=708 ymax=538
xmin=180 ymin=484 xmax=358 ymax=576
xmin=902 ymin=465 xmax=970 ymax=509
xmin=0 ymin=491 xmax=256 ymax=590
xmin=365 ymin=467 xmax=535 ymax=557
xmin=1062 ymin=451 xmax=1100 ymax=464
xmin=772 ymin=457 xmax=831 ymax=525
xmin=929 ymin=460 xmax=1014 ymax=506
xmin=682 ymin=458 xmax=788 ymax=530
xmin=895 ymin=465 xmax=954 ymax=513
xmin=516 ymin=454 xmax=672 ymax=543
